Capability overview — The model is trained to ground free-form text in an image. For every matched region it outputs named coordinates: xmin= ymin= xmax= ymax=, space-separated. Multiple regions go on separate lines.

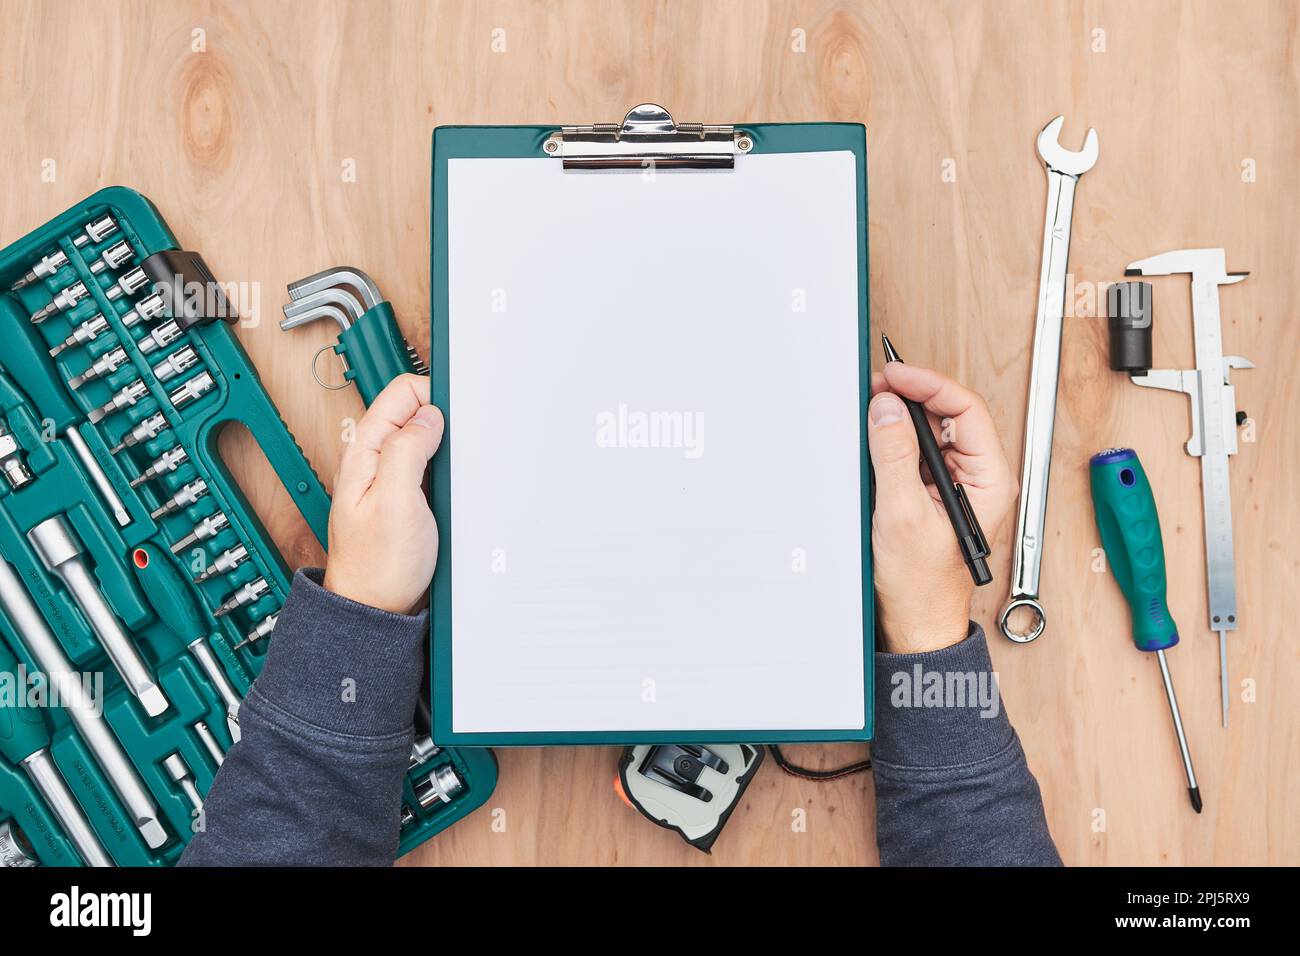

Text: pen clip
xmin=955 ymin=484 xmax=990 ymax=559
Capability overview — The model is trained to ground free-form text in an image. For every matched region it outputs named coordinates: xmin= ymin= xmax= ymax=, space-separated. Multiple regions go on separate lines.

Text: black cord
xmin=767 ymin=744 xmax=871 ymax=781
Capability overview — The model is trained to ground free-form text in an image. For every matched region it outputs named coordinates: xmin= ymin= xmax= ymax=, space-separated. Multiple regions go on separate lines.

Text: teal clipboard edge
xmin=429 ymin=121 xmax=873 ymax=746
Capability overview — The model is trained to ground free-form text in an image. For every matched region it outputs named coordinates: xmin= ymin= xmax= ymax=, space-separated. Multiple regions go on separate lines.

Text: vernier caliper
xmin=1123 ymin=248 xmax=1252 ymax=727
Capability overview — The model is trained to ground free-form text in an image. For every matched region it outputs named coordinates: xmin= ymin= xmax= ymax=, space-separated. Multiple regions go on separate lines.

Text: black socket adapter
xmin=142 ymin=249 xmax=237 ymax=331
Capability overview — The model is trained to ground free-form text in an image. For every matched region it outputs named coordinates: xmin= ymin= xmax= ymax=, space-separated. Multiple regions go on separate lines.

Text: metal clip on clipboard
xmin=543 ymin=103 xmax=752 ymax=170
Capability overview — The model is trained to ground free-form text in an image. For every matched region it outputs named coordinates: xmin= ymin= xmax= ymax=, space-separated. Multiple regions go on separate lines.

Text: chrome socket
xmin=104 ymin=266 xmax=149 ymax=302
xmin=415 ymin=765 xmax=464 ymax=809
xmin=123 ymin=292 xmax=166 ymax=328
xmin=88 ymin=239 xmax=134 ymax=275
xmin=151 ymin=346 xmax=199 ymax=384
xmin=136 ymin=318 xmax=181 ymax=354
xmin=167 ymin=371 xmax=214 ymax=410
xmin=72 ymin=215 xmax=118 ymax=249
xmin=0 ymin=421 xmax=34 ymax=490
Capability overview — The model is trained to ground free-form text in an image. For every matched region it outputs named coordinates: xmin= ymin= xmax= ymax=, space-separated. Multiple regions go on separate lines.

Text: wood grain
xmin=1 ymin=0 xmax=1294 ymax=866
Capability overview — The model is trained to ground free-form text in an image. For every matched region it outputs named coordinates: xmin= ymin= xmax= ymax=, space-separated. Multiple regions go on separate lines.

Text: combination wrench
xmin=999 ymin=116 xmax=1098 ymax=643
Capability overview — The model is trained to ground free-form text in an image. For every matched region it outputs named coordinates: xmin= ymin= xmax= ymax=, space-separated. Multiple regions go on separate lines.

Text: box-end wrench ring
xmin=999 ymin=596 xmax=1048 ymax=645
xmin=999 ymin=116 xmax=1098 ymax=644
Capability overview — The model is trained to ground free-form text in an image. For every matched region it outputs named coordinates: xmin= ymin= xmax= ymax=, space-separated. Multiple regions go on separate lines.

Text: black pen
xmin=880 ymin=334 xmax=992 ymax=586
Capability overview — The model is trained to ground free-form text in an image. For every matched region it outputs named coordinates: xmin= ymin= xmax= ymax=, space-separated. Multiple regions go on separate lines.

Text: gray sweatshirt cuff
xmin=250 ymin=569 xmax=426 ymax=738
xmin=872 ymin=623 xmax=1014 ymax=768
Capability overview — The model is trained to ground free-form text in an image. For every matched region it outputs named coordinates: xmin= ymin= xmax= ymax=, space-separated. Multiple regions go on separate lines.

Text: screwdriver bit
xmin=68 ymin=345 xmax=129 ymax=389
xmin=233 ymin=613 xmax=277 ymax=650
xmin=110 ymin=412 xmax=167 ymax=454
xmin=170 ymin=511 xmax=229 ymax=555
xmin=129 ymin=446 xmax=188 ymax=489
xmin=213 ymin=577 xmax=269 ymax=618
xmin=49 ymin=313 xmax=110 ymax=356
xmin=149 ymin=478 xmax=209 ymax=520
xmin=192 ymin=543 xmax=248 ymax=584
xmin=86 ymin=379 xmax=148 ymax=424
xmin=30 ymin=281 xmax=89 ymax=324
xmin=10 ymin=249 xmax=69 ymax=290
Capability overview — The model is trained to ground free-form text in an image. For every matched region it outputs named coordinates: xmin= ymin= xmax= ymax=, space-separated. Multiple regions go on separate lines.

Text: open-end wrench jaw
xmin=1036 ymin=115 xmax=1099 ymax=176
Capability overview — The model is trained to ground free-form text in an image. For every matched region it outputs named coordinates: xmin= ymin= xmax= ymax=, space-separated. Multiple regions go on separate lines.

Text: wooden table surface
xmin=2 ymin=0 xmax=1295 ymax=866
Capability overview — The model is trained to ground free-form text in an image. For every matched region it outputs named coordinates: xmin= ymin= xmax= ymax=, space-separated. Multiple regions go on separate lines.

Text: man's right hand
xmin=867 ymin=362 xmax=1017 ymax=654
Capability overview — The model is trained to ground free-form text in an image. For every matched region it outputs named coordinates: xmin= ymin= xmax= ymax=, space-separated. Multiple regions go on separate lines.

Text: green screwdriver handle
xmin=0 ymin=638 xmax=50 ymax=764
xmin=1088 ymin=448 xmax=1179 ymax=652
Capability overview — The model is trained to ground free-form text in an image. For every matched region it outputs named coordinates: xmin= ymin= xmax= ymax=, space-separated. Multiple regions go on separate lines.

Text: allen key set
xmin=0 ymin=188 xmax=494 ymax=866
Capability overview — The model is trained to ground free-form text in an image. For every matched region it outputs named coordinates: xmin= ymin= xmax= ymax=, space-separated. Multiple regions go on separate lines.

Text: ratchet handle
xmin=1088 ymin=448 xmax=1178 ymax=652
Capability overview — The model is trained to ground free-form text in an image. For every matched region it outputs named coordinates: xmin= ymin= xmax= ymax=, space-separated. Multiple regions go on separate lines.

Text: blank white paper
xmin=447 ymin=150 xmax=864 ymax=733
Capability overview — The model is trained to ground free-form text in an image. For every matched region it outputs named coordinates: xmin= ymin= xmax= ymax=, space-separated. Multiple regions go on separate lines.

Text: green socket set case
xmin=0 ymin=187 xmax=495 ymax=866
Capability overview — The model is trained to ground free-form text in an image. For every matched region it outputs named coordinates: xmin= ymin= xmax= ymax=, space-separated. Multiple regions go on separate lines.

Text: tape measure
xmin=614 ymin=744 xmax=764 ymax=852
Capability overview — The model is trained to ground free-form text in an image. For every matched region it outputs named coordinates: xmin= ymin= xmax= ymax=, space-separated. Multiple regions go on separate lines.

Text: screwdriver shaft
xmin=1156 ymin=649 xmax=1201 ymax=813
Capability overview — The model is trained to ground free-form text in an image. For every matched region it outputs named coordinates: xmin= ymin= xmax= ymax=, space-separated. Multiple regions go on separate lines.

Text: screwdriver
xmin=1089 ymin=447 xmax=1202 ymax=813
xmin=0 ymin=639 xmax=115 ymax=865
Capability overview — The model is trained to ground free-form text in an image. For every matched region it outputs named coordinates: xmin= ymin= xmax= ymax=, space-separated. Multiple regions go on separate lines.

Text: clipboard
xmin=430 ymin=105 xmax=873 ymax=746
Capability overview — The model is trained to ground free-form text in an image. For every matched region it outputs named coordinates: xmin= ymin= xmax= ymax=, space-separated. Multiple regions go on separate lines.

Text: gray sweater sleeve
xmin=181 ymin=573 xmax=1056 ymax=866
xmin=872 ymin=624 xmax=1062 ymax=866
xmin=179 ymin=569 xmax=423 ymax=867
